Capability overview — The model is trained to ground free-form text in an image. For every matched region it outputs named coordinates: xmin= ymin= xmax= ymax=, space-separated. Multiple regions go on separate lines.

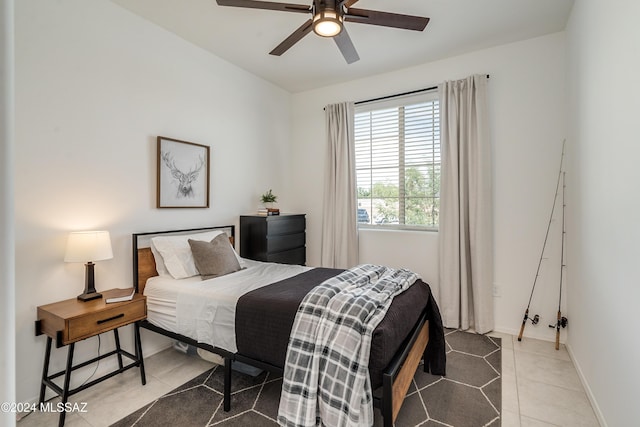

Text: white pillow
xmin=149 ymin=240 xmax=170 ymax=276
xmin=151 ymin=231 xmax=225 ymax=279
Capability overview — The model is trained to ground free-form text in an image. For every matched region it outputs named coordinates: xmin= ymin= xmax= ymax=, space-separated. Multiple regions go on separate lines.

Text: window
xmin=355 ymin=90 xmax=440 ymax=229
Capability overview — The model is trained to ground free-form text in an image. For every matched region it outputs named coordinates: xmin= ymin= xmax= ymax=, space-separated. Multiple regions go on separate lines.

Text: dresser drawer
xmin=67 ymin=298 xmax=146 ymax=342
xmin=267 ymin=232 xmax=305 ymax=253
xmin=267 ymin=216 xmax=305 ymax=236
xmin=266 ymin=247 xmax=306 ymax=265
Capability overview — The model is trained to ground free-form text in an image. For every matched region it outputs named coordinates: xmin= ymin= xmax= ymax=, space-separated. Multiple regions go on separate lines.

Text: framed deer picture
xmin=157 ymin=136 xmax=210 ymax=208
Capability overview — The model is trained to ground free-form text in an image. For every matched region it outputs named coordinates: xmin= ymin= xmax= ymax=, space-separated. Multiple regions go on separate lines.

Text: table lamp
xmin=64 ymin=231 xmax=113 ymax=301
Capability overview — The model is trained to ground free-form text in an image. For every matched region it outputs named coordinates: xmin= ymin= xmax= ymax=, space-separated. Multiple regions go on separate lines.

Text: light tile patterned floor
xmin=17 ymin=333 xmax=600 ymax=427
xmin=492 ymin=332 xmax=600 ymax=427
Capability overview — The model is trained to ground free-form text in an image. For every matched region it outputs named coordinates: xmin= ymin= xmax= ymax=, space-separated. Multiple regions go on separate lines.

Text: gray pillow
xmin=188 ymin=234 xmax=241 ymax=280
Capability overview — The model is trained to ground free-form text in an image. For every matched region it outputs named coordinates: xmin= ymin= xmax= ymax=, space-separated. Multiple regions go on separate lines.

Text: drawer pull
xmin=97 ymin=313 xmax=125 ymax=325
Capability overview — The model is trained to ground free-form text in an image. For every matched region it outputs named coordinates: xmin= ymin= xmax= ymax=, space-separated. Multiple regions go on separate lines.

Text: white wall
xmin=290 ymin=33 xmax=568 ymax=339
xmin=14 ymin=0 xmax=292 ymax=404
xmin=565 ymin=1 xmax=640 ymax=425
xmin=1 ymin=0 xmax=16 ymax=425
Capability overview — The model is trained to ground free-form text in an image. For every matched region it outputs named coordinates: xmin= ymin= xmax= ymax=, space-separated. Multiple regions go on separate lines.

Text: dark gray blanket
xmin=235 ymin=267 xmax=446 ymax=388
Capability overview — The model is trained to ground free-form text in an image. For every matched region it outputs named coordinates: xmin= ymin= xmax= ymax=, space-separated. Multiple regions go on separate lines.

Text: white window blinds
xmin=355 ymin=90 xmax=440 ymax=229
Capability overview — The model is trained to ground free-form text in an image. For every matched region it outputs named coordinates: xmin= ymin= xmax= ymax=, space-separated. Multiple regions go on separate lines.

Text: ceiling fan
xmin=215 ymin=0 xmax=430 ymax=64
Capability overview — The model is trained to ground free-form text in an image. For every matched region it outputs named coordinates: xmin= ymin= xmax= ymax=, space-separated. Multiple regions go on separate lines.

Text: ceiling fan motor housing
xmin=312 ymin=0 xmax=344 ymax=37
xmin=215 ymin=0 xmax=429 ymax=64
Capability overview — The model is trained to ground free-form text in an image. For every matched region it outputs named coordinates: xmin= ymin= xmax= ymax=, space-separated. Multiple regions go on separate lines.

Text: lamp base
xmin=78 ymin=262 xmax=102 ymax=302
xmin=77 ymin=291 xmax=102 ymax=302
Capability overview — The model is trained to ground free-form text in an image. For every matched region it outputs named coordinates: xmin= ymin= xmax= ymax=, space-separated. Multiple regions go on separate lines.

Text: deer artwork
xmin=161 ymin=151 xmax=205 ymax=198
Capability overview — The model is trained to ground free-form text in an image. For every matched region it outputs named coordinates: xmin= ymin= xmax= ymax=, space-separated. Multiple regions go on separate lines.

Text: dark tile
xmin=393 ymin=391 xmax=428 ymax=426
xmin=447 ymin=331 xmax=499 ymax=357
xmin=444 ymin=327 xmax=458 ymax=352
xmin=407 ymin=378 xmax=418 ymax=395
xmin=486 ymin=348 xmax=502 ymax=374
xmin=486 ymin=415 xmax=501 ymax=426
xmin=205 ymin=368 xmax=269 ymax=394
xmin=483 ymin=377 xmax=502 ymax=412
xmin=172 ymin=367 xmax=216 ymax=393
xmin=413 ymin=368 xmax=444 ymax=389
xmin=210 ymin=383 xmax=262 ymax=424
xmin=421 ymin=380 xmax=499 ymax=427
xmin=109 ymin=401 xmax=154 ymax=427
xmin=419 ymin=421 xmax=448 ymax=427
xmin=132 ymin=386 xmax=220 ymax=427
xmin=254 ymin=378 xmax=283 ymax=421
xmin=214 ymin=410 xmax=278 ymax=426
xmin=488 ymin=336 xmax=502 ymax=349
xmin=372 ymin=386 xmax=429 ymax=427
xmin=446 ymin=351 xmax=499 ymax=387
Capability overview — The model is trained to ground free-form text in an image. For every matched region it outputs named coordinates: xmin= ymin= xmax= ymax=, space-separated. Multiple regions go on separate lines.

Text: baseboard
xmin=493 ymin=325 xmax=566 ymax=343
xmin=565 ymin=343 xmax=607 ymax=427
xmin=141 ymin=339 xmax=173 ymax=359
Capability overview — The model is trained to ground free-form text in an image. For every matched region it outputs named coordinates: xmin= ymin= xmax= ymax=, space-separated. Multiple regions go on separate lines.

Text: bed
xmin=132 ymin=225 xmax=446 ymax=426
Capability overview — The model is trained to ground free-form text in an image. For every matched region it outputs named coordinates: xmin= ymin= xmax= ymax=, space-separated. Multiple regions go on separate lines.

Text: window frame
xmin=354 ymin=90 xmax=440 ymax=232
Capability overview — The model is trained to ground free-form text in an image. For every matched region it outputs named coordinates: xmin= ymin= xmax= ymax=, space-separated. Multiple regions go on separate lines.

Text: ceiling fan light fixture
xmin=216 ymin=0 xmax=430 ymax=64
xmin=313 ymin=8 xmax=343 ymax=37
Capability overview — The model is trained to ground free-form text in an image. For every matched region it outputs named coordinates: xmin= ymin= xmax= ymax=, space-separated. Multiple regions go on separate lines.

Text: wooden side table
xmin=35 ymin=289 xmax=147 ymax=426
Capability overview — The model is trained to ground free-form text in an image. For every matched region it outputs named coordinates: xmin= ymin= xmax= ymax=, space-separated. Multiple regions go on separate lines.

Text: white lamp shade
xmin=64 ymin=231 xmax=113 ymax=263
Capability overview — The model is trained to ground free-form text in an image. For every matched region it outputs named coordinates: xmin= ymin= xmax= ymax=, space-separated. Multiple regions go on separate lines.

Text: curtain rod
xmin=354 ymin=74 xmax=490 ymax=106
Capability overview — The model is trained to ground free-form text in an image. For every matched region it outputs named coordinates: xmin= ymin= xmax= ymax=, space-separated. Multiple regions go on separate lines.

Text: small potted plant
xmin=260 ymin=189 xmax=278 ymax=209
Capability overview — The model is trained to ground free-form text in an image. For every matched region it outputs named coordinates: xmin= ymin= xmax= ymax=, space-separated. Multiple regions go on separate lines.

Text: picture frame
xmin=157 ymin=136 xmax=210 ymax=208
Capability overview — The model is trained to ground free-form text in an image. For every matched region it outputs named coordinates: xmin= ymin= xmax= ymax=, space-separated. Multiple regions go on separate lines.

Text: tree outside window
xmin=355 ymin=93 xmax=440 ymax=230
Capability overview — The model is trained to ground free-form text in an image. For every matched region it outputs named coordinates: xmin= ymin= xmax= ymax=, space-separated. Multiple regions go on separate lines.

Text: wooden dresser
xmin=240 ymin=214 xmax=306 ymax=265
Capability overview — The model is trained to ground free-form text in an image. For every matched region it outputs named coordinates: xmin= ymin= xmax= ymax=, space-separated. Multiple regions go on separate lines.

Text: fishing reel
xmin=549 ymin=316 xmax=568 ymax=329
xmin=527 ymin=314 xmax=540 ymax=325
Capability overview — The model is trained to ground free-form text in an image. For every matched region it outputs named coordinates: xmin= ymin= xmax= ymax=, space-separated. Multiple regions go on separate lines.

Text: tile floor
xmin=17 ymin=333 xmax=601 ymax=427
xmin=495 ymin=333 xmax=600 ymax=427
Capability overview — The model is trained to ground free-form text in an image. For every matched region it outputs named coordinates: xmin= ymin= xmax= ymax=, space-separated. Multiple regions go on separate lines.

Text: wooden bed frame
xmin=132 ymin=225 xmax=431 ymax=427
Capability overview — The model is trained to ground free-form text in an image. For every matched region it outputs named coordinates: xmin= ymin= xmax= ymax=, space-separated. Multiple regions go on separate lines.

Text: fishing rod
xmin=549 ymin=171 xmax=568 ymax=350
xmin=517 ymin=140 xmax=565 ymax=342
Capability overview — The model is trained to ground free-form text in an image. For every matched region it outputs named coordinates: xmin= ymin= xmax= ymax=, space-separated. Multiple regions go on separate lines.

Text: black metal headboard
xmin=132 ymin=225 xmax=235 ymax=293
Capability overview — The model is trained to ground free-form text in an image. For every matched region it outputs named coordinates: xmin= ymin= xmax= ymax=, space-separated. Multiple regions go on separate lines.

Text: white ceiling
xmin=110 ymin=0 xmax=575 ymax=93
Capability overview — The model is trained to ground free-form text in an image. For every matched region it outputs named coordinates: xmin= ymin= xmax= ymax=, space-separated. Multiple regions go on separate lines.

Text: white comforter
xmin=144 ymin=258 xmax=311 ymax=353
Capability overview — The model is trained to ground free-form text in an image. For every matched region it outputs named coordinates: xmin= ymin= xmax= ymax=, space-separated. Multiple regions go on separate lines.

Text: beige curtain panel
xmin=438 ymin=74 xmax=494 ymax=334
xmin=321 ymin=102 xmax=359 ymax=268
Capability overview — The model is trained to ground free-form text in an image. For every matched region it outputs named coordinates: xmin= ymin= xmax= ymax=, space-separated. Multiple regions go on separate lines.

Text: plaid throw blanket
xmin=277 ymin=264 xmax=419 ymax=427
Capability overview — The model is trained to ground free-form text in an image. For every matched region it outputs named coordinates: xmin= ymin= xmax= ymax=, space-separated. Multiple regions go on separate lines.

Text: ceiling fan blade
xmin=270 ymin=19 xmax=314 ymax=56
xmin=334 ymin=27 xmax=360 ymax=64
xmin=345 ymin=8 xmax=429 ymax=31
xmin=343 ymin=0 xmax=359 ymax=7
xmin=216 ymin=0 xmax=310 ymax=14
